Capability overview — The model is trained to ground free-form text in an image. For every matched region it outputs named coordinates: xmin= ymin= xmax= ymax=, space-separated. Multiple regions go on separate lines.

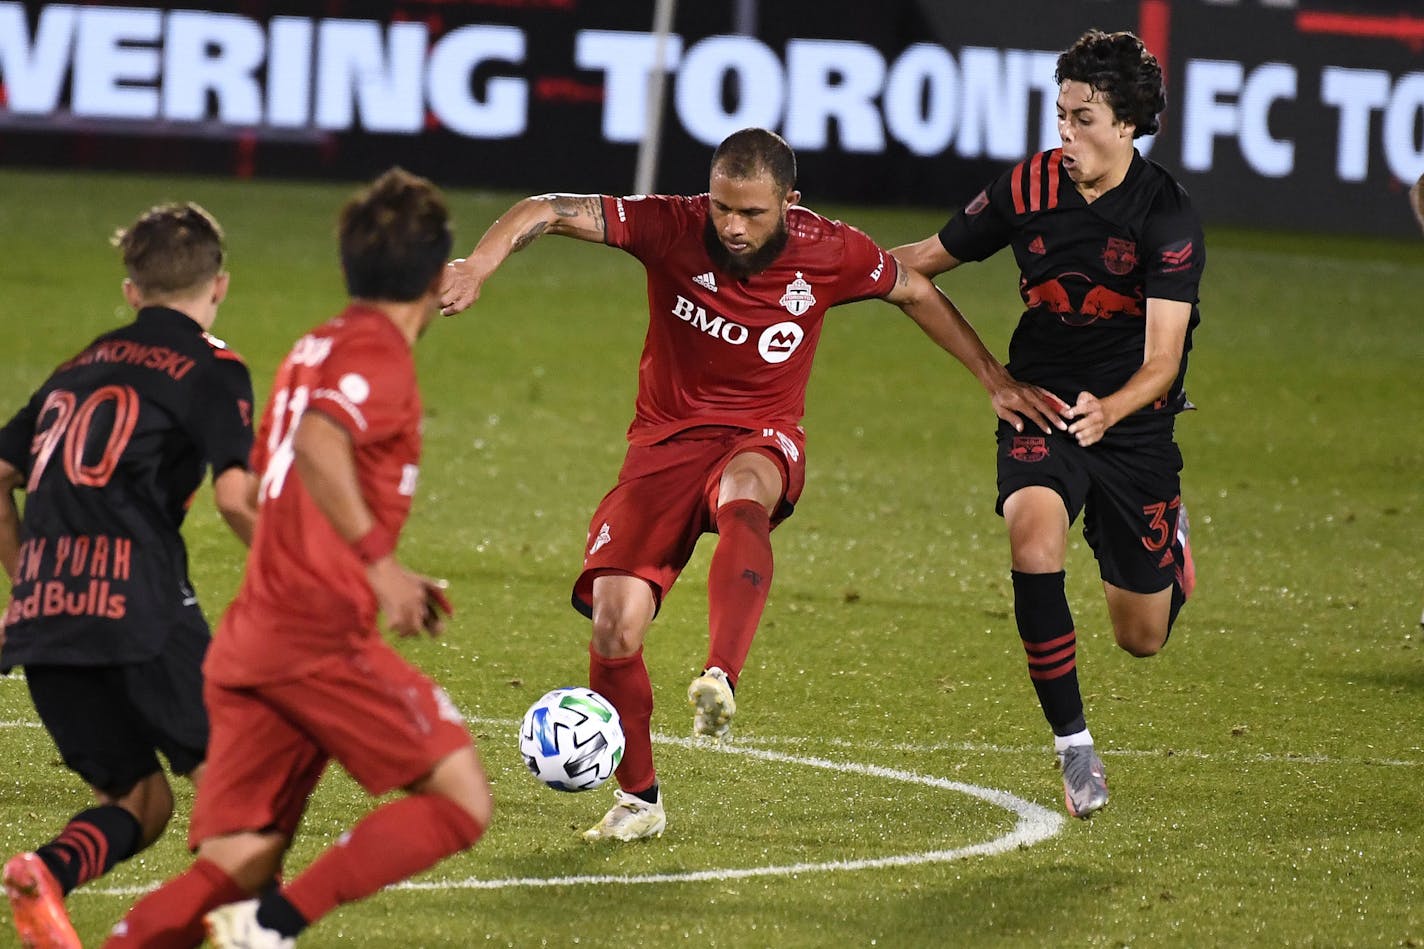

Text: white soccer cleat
xmin=582 ymin=789 xmax=666 ymax=842
xmin=204 ymin=899 xmax=295 ymax=949
xmin=687 ymin=666 xmax=736 ymax=740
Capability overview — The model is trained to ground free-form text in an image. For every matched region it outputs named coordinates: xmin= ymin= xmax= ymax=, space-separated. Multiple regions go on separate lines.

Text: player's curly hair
xmin=712 ymin=127 xmax=797 ymax=195
xmin=340 ymin=167 xmax=453 ymax=302
xmin=1055 ymin=30 xmax=1166 ymax=138
xmin=113 ymin=203 xmax=224 ymax=296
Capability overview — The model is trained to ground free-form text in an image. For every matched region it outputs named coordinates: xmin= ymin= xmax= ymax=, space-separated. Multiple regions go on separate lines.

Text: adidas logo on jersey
xmin=693 ymin=272 xmax=718 ymax=292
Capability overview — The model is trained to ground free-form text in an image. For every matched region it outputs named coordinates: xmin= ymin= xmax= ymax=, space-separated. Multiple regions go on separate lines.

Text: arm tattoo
xmin=550 ymin=195 xmax=606 ymax=234
xmin=512 ymin=220 xmax=548 ymax=252
xmin=895 ymin=259 xmax=910 ymax=290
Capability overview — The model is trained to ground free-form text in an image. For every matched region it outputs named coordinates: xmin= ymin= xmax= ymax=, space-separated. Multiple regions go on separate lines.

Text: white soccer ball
xmin=518 ymin=687 xmax=625 ymax=792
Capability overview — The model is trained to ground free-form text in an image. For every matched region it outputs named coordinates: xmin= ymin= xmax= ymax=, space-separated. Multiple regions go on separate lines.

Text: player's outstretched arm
xmin=885 ymin=256 xmax=1066 ymax=434
xmin=891 ymin=234 xmax=960 ymax=279
xmin=440 ymin=193 xmax=607 ymax=315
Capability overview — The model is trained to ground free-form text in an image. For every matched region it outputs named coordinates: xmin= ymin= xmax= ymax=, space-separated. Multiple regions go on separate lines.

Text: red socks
xmin=706 ymin=499 xmax=773 ymax=685
xmin=284 ymin=794 xmax=483 ymax=926
xmin=101 ymin=859 xmax=245 ymax=949
xmin=589 ymin=645 xmax=655 ymax=793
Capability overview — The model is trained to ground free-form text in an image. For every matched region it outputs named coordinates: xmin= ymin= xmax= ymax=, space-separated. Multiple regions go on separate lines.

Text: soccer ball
xmin=518 ymin=687 xmax=625 ymax=792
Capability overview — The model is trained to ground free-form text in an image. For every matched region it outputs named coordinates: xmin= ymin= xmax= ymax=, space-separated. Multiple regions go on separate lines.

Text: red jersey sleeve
xmin=602 ymin=193 xmax=697 ymax=263
xmin=831 ymin=221 xmax=898 ymax=304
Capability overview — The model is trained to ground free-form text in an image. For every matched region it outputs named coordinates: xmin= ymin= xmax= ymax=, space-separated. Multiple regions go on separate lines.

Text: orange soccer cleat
xmin=4 ymin=852 xmax=80 ymax=949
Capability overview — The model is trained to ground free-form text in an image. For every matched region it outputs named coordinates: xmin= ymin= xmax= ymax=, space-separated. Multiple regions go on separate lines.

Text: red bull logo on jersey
xmin=1102 ymin=237 xmax=1138 ymax=275
xmin=1021 ymin=272 xmax=1144 ymax=326
xmin=779 ymin=272 xmax=816 ymax=317
xmin=1009 ymin=436 xmax=1049 ymax=462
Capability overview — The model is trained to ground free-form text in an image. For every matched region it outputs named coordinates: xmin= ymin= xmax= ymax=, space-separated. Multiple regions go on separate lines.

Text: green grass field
xmin=0 ymin=167 xmax=1420 ymax=947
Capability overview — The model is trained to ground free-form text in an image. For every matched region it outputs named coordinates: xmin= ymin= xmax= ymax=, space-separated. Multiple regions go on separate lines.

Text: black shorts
xmin=995 ymin=424 xmax=1184 ymax=594
xmin=24 ymin=617 xmax=210 ymax=796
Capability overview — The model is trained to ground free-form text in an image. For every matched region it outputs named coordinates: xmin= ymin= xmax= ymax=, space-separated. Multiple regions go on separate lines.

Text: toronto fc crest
xmin=779 ymin=271 xmax=816 ymax=316
xmin=1102 ymin=237 xmax=1138 ymax=276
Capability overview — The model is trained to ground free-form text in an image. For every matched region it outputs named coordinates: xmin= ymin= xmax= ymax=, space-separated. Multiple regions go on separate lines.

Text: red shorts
xmin=188 ymin=639 xmax=471 ymax=846
xmin=572 ymin=425 xmax=807 ymax=617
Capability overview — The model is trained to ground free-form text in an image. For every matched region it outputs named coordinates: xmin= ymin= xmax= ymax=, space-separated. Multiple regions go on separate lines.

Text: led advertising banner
xmin=0 ymin=1 xmax=1420 ymax=235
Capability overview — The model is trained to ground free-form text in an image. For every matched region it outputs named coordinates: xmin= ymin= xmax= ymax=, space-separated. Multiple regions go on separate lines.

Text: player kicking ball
xmin=441 ymin=127 xmax=1061 ymax=841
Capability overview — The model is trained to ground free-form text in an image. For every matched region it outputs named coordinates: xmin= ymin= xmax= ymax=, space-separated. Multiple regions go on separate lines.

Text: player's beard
xmin=703 ymin=217 xmax=790 ymax=280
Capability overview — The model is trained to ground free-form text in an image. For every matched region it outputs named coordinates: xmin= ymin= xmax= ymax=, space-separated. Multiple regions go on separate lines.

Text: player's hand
xmin=421 ymin=577 xmax=454 ymax=636
xmin=1064 ymin=390 xmax=1111 ymax=446
xmin=991 ymin=381 xmax=1069 ymax=434
xmin=439 ymin=258 xmax=485 ymax=316
xmin=366 ymin=556 xmax=434 ymax=638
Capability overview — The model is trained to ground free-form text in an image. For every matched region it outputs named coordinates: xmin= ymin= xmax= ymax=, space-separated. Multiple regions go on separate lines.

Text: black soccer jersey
xmin=939 ymin=148 xmax=1204 ymax=443
xmin=0 ymin=306 xmax=254 ymax=667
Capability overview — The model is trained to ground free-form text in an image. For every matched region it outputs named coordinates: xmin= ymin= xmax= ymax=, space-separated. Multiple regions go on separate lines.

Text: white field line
xmin=78 ymin=724 xmax=1064 ymax=898
xmin=5 ymin=715 xmax=1419 ymax=767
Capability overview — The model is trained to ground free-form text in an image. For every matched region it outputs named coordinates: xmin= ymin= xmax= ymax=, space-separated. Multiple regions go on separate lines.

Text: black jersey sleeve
xmin=188 ymin=355 xmax=255 ymax=478
xmin=936 ymin=169 xmax=1016 ymax=264
xmin=0 ymin=390 xmax=41 ymax=474
xmin=1142 ymin=183 xmax=1205 ymax=304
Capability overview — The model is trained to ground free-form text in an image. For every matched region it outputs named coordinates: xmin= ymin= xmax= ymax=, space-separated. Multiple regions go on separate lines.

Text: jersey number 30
xmin=29 ymin=385 xmax=140 ymax=491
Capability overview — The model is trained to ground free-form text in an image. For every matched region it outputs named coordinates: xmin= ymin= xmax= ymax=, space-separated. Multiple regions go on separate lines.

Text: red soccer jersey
xmin=207 ymin=305 xmax=422 ymax=686
xmin=602 ymin=194 xmax=898 ymax=445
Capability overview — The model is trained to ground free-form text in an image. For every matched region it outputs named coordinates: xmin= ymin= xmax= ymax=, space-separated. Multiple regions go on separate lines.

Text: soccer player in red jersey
xmin=895 ymin=31 xmax=1206 ymax=819
xmin=441 ymin=127 xmax=1061 ymax=841
xmin=1 ymin=202 xmax=255 ymax=949
xmin=104 ymin=169 xmax=491 ymax=948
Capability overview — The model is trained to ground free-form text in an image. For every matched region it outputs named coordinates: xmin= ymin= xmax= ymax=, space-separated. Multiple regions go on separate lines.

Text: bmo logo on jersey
xmin=671 ymin=295 xmax=806 ymax=364
xmin=671 ymin=294 xmax=750 ymax=345
xmin=758 ymin=322 xmax=804 ymax=364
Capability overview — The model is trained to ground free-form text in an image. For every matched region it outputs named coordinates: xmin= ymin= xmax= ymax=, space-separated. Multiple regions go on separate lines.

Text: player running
xmin=2 ymin=202 xmax=256 ymax=948
xmin=104 ymin=168 xmax=491 ymax=948
xmin=894 ymin=30 xmax=1205 ymax=818
xmin=440 ymin=127 xmax=1062 ymax=842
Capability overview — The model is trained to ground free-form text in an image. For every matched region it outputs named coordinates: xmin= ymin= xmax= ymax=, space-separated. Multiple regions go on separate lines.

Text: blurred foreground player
xmin=105 ymin=168 xmax=491 ymax=948
xmin=2 ymin=203 xmax=255 ymax=948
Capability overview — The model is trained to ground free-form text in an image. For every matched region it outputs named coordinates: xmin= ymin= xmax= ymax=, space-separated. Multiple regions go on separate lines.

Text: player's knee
xmin=112 ymin=771 xmax=175 ymax=847
xmin=1113 ymin=622 xmax=1166 ymax=657
xmin=589 ymin=612 xmax=646 ymax=658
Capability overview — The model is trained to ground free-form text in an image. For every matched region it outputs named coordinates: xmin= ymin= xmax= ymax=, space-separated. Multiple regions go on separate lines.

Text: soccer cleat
xmin=688 ymin=666 xmax=736 ymax=740
xmin=582 ymin=789 xmax=667 ymax=842
xmin=4 ymin=852 xmax=80 ymax=949
xmin=205 ymin=899 xmax=295 ymax=949
xmin=1174 ymin=502 xmax=1196 ymax=601
xmin=1058 ymin=744 xmax=1109 ymax=819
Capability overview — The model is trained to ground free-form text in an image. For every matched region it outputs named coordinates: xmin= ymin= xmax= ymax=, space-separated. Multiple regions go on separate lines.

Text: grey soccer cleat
xmin=1058 ymin=744 xmax=1109 ymax=818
